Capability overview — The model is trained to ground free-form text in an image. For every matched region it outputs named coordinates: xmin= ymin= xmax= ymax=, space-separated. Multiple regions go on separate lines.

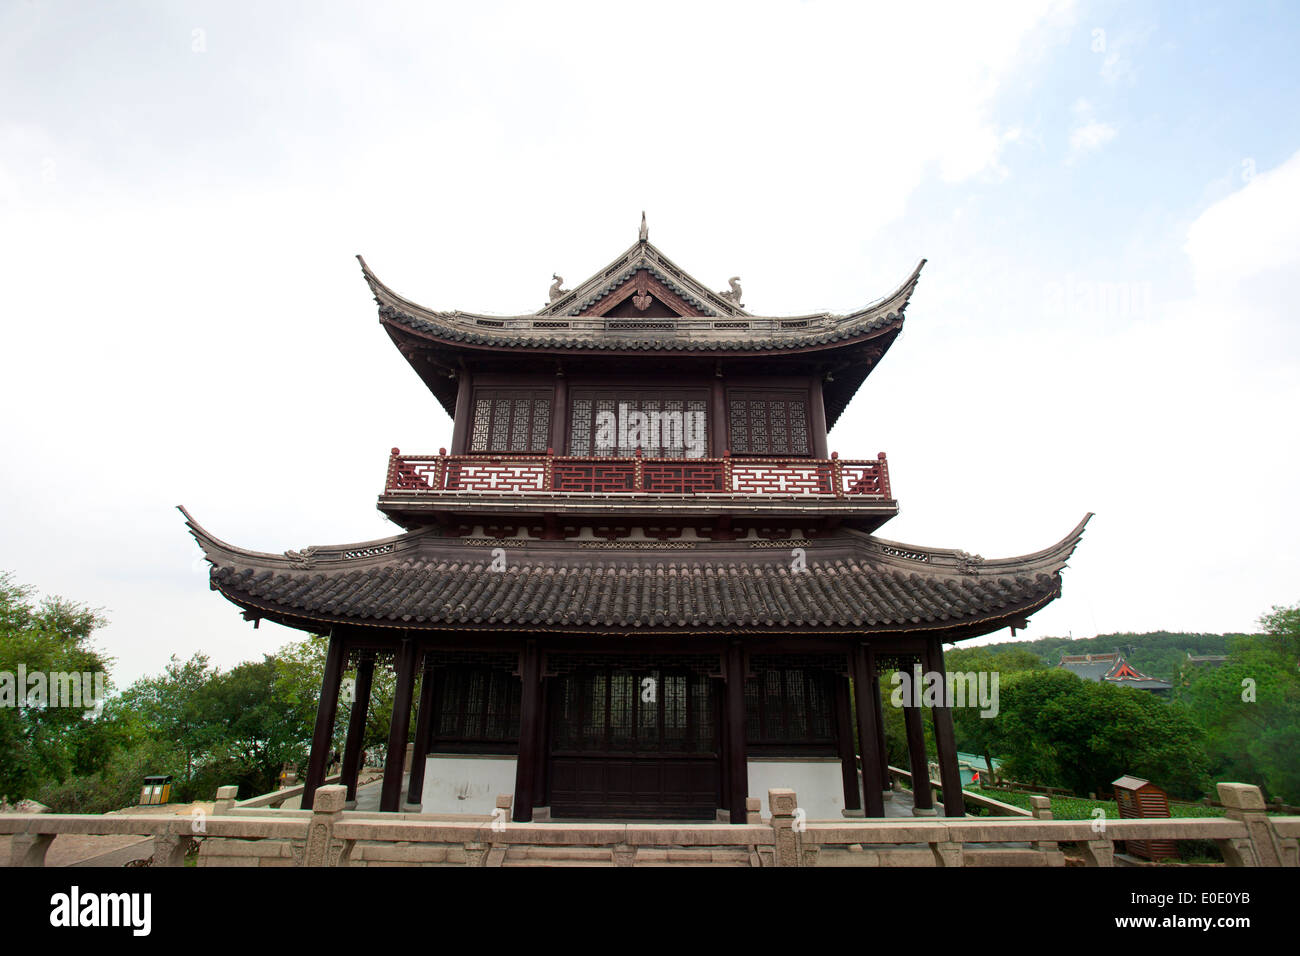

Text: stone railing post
xmin=745 ymin=797 xmax=762 ymax=824
xmin=484 ymin=794 xmax=513 ymax=867
xmin=294 ymin=784 xmax=349 ymax=867
xmin=612 ymin=843 xmax=637 ymax=867
xmin=153 ymin=829 xmax=196 ymax=867
xmin=9 ymin=833 xmax=55 ymax=867
xmin=214 ymin=785 xmax=238 ymax=814
xmin=928 ymin=828 xmax=965 ymax=867
xmin=1029 ymin=796 xmax=1058 ymax=853
xmin=769 ymin=788 xmax=800 ymax=867
xmin=1217 ymin=782 xmax=1288 ymax=866
xmin=1079 ymin=837 xmax=1115 ymax=867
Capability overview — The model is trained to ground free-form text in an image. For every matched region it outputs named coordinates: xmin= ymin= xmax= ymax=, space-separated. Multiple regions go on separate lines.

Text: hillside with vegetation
xmin=961 ymin=631 xmax=1246 ymax=684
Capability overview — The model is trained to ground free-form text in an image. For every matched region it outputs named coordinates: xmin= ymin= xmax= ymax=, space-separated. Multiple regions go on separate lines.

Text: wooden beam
xmin=380 ymin=638 xmax=418 ymax=812
xmin=302 ymin=628 xmax=347 ymax=811
xmin=341 ymin=651 xmax=375 ymax=802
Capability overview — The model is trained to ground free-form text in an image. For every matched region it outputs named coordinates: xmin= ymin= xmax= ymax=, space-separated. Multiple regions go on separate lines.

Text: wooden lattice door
xmin=547 ymin=666 xmax=720 ymax=819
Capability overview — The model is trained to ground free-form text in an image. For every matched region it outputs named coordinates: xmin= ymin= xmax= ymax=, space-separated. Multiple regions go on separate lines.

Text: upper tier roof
xmin=357 ymin=237 xmax=924 ymax=358
xmin=360 ymin=223 xmax=925 ymax=428
xmin=181 ymin=507 xmax=1091 ymax=639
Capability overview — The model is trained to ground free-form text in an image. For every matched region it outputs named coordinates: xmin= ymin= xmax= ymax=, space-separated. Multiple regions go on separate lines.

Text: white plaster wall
xmin=419 ymin=755 xmax=517 ymax=815
xmin=747 ymin=759 xmax=847 ymax=821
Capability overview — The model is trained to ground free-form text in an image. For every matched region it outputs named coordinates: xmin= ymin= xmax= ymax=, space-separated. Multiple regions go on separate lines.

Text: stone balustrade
xmin=1 ymin=783 xmax=1295 ymax=868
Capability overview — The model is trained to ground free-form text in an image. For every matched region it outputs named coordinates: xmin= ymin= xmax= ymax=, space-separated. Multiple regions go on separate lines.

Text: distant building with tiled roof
xmin=1058 ymin=650 xmax=1171 ymax=693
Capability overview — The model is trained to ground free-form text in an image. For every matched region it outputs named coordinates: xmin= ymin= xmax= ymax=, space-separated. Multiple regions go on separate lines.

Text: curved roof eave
xmin=359 ymin=255 xmax=926 ymax=359
xmin=179 ymin=505 xmax=427 ymax=569
xmin=849 ymin=512 xmax=1094 ymax=577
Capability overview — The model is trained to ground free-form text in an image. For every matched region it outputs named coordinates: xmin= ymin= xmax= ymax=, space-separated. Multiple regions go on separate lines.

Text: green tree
xmin=0 ymin=572 xmax=115 ymax=802
xmin=113 ymin=653 xmax=216 ymax=793
xmin=1180 ymin=602 xmax=1300 ymax=801
xmin=191 ymin=657 xmax=317 ymax=796
xmin=978 ymin=669 xmax=1209 ymax=797
xmin=946 ymin=646 xmax=1045 ymax=771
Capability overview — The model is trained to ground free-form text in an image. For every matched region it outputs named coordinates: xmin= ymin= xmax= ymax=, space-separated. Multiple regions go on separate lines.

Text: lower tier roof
xmin=181 ymin=508 xmax=1090 ymax=639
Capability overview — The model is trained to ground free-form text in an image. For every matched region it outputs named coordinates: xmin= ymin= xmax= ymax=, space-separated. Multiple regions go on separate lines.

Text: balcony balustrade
xmin=384 ymin=449 xmax=892 ymax=499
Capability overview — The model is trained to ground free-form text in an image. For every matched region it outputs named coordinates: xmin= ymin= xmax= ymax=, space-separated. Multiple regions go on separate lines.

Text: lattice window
xmin=551 ymin=666 xmax=716 ymax=754
xmin=567 ymin=389 xmax=709 ymax=458
xmin=727 ymin=390 xmax=812 ymax=456
xmin=468 ymin=389 xmax=551 ymax=454
xmin=744 ymin=667 xmax=835 ymax=754
xmin=431 ymin=665 xmax=521 ymax=752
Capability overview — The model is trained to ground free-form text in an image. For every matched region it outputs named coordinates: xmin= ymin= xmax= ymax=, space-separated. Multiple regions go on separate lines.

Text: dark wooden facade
xmin=185 ymin=223 xmax=1088 ymax=822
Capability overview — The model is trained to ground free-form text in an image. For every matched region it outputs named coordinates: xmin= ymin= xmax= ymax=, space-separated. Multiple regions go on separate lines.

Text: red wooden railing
xmin=385 ymin=448 xmax=892 ymax=499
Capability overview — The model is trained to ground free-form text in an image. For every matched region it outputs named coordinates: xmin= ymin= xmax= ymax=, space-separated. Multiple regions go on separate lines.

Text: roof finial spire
xmin=639 ymin=210 xmax=648 ymax=243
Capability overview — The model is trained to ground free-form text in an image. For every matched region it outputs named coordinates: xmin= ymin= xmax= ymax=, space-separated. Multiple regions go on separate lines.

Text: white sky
xmin=2 ymin=1 xmax=1298 ymax=685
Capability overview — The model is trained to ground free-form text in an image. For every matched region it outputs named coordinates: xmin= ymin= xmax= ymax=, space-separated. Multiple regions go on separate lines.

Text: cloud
xmin=1069 ymin=120 xmax=1117 ymax=153
xmin=1185 ymin=148 xmax=1300 ymax=293
xmin=1067 ymin=98 xmax=1117 ymax=158
xmin=1094 ymin=21 xmax=1155 ymax=86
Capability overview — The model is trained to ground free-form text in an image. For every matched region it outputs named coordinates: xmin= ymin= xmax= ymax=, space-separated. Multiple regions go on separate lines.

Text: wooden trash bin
xmin=1112 ymin=775 xmax=1176 ymax=861
xmin=138 ymin=774 xmax=173 ymax=806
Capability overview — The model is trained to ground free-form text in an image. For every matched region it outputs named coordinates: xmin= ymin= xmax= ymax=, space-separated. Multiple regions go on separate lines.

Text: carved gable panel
xmin=578 ymin=269 xmax=703 ymax=319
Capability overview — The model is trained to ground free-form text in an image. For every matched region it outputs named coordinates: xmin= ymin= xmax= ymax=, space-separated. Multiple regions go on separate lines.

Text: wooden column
xmin=834 ymin=674 xmax=862 ymax=811
xmin=716 ymin=677 xmax=730 ymax=812
xmin=724 ymin=642 xmax=749 ymax=824
xmin=710 ymin=374 xmax=727 ymax=457
xmin=302 ymin=628 xmax=347 ymax=811
xmin=341 ymin=651 xmax=375 ymax=802
xmin=380 ymin=637 xmax=418 ymax=812
xmin=405 ymin=659 xmax=437 ymax=807
xmin=925 ymin=637 xmax=966 ymax=818
xmin=450 ymin=369 xmax=472 ymax=454
xmin=550 ymin=371 xmax=568 ymax=454
xmin=850 ymin=644 xmax=885 ymax=817
xmin=901 ymin=662 xmax=934 ymax=812
xmin=513 ymin=641 xmax=543 ymax=822
xmin=868 ymin=650 xmax=891 ymax=793
xmin=810 ymin=374 xmax=829 ymax=459
xmin=532 ymin=676 xmax=551 ymax=807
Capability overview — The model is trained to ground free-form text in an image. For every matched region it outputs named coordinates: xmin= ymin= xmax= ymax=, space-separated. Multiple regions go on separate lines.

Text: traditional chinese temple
xmin=1058 ymin=650 xmax=1171 ymax=693
xmin=183 ymin=218 xmax=1089 ymax=823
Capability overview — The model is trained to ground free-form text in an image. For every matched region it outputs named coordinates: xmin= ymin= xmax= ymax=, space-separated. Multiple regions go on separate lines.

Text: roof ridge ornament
xmin=639 ymin=210 xmax=648 ymax=243
xmin=548 ymin=273 xmax=568 ymax=304
xmin=285 ymin=546 xmax=318 ymax=569
xmin=718 ymin=276 xmax=743 ymax=308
